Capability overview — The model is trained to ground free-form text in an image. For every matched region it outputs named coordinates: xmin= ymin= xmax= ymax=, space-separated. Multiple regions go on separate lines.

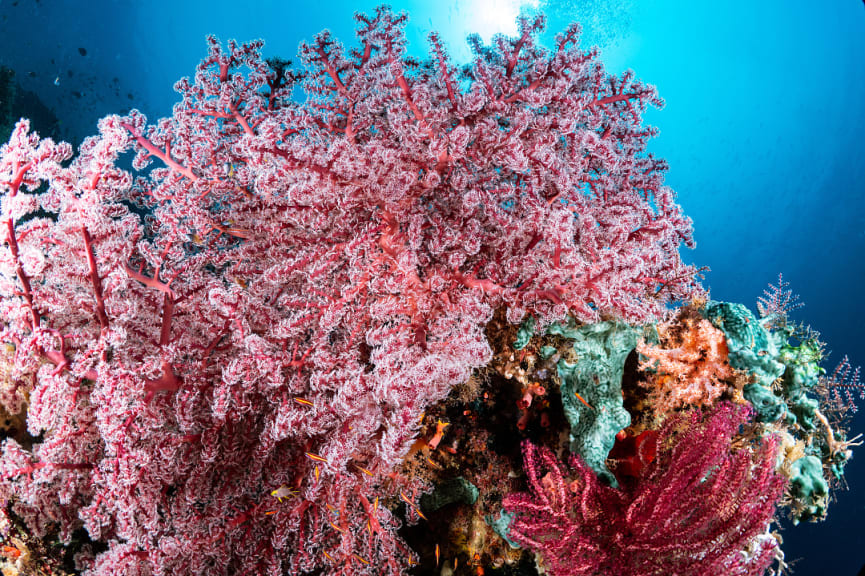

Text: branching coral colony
xmin=0 ymin=7 xmax=860 ymax=576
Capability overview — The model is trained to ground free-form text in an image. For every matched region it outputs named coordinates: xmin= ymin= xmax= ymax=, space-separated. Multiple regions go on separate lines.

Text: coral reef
xmin=0 ymin=6 xmax=859 ymax=576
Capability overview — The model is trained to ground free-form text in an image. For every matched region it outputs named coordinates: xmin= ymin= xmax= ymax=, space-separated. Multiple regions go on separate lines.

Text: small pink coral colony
xmin=0 ymin=7 xmax=858 ymax=576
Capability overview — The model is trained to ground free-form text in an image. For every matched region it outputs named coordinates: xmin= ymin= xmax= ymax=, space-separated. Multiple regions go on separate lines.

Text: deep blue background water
xmin=1 ymin=0 xmax=863 ymax=573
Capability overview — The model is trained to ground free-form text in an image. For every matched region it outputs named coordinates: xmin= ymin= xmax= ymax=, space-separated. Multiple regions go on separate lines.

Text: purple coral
xmin=502 ymin=402 xmax=786 ymax=576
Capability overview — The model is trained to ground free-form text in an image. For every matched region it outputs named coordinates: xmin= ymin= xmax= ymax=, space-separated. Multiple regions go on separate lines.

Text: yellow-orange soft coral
xmin=638 ymin=314 xmax=734 ymax=415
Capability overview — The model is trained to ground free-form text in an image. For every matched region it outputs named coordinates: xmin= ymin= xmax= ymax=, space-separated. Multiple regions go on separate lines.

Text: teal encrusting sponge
xmin=549 ymin=320 xmax=636 ymax=487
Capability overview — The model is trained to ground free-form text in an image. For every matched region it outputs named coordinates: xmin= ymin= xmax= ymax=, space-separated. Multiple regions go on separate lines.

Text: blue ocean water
xmin=0 ymin=0 xmax=863 ymax=573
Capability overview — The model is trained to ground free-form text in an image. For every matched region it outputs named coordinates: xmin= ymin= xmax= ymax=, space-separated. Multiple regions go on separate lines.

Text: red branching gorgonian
xmin=503 ymin=403 xmax=786 ymax=576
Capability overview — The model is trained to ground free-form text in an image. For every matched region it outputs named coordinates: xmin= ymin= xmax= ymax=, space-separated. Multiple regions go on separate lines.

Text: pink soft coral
xmin=638 ymin=313 xmax=734 ymax=413
xmin=0 ymin=8 xmax=700 ymax=575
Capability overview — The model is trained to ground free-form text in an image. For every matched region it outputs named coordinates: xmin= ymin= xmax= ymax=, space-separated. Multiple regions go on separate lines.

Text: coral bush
xmin=637 ymin=309 xmax=734 ymax=415
xmin=0 ymin=7 xmax=699 ymax=575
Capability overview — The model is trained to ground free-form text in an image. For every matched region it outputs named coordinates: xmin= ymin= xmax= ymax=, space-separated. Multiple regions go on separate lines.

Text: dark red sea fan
xmin=503 ymin=402 xmax=786 ymax=576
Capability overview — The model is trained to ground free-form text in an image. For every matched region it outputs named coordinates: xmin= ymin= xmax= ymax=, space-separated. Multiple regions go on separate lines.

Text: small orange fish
xmin=305 ymin=452 xmax=327 ymax=463
xmin=574 ymin=391 xmax=594 ymax=410
xmin=428 ymin=419 xmax=450 ymax=450
xmin=399 ymin=491 xmax=429 ymax=521
xmin=213 ymin=222 xmax=252 ymax=239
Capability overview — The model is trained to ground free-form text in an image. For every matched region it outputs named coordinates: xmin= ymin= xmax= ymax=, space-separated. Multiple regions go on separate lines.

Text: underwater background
xmin=0 ymin=0 xmax=863 ymax=574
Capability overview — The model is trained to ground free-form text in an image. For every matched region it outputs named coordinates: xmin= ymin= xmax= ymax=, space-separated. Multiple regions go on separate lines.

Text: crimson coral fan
xmin=502 ymin=402 xmax=786 ymax=576
xmin=0 ymin=7 xmax=698 ymax=575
